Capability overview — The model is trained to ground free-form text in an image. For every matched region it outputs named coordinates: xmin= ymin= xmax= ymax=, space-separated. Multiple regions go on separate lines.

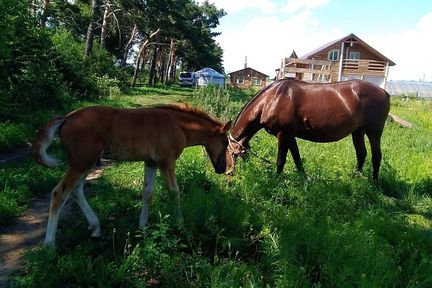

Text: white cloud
xmin=218 ymin=11 xmax=341 ymax=77
xmin=416 ymin=11 xmax=432 ymax=31
xmin=282 ymin=0 xmax=330 ymax=14
xmin=369 ymin=12 xmax=432 ymax=81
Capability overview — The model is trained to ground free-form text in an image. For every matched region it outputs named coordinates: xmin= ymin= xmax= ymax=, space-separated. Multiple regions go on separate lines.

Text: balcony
xmin=342 ymin=59 xmax=387 ymax=76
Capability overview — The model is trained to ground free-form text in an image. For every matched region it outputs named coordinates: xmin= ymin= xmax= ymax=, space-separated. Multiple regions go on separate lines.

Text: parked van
xmin=179 ymin=71 xmax=197 ymax=87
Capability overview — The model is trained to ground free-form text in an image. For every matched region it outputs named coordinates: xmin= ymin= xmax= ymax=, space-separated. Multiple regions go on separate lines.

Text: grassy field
xmin=2 ymin=87 xmax=432 ymax=287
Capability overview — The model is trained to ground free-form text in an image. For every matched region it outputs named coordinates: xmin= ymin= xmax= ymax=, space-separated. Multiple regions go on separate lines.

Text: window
xmin=235 ymin=77 xmax=244 ymax=84
xmin=349 ymin=51 xmax=360 ymax=59
xmin=252 ymin=78 xmax=261 ymax=85
xmin=328 ymin=49 xmax=340 ymax=61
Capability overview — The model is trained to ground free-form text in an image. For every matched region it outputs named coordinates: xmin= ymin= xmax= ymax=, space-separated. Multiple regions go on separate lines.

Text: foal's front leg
xmin=140 ymin=163 xmax=157 ymax=227
xmin=160 ymin=162 xmax=182 ymax=222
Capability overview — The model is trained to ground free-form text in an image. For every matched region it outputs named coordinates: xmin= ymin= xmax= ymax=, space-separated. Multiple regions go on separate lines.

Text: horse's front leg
xmin=159 ymin=161 xmax=182 ymax=222
xmin=276 ymin=132 xmax=290 ymax=173
xmin=139 ymin=163 xmax=157 ymax=227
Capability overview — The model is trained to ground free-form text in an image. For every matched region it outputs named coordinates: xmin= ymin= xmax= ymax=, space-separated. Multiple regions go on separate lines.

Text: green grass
xmin=3 ymin=89 xmax=432 ymax=287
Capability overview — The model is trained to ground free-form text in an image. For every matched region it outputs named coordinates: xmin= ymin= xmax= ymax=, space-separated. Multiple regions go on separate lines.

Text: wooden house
xmin=277 ymin=33 xmax=396 ymax=88
xmin=229 ymin=67 xmax=269 ymax=89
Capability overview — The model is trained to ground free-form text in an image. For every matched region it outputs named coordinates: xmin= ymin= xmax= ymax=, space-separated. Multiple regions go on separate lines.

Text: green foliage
xmin=0 ymin=0 xmax=69 ymax=120
xmin=50 ymin=28 xmax=125 ymax=100
xmin=0 ymin=159 xmax=62 ymax=224
xmin=190 ymin=85 xmax=257 ymax=121
xmin=0 ymin=122 xmax=29 ymax=152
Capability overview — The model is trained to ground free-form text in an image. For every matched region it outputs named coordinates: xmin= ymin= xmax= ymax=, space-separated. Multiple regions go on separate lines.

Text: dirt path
xmin=0 ymin=160 xmax=111 ymax=288
xmin=0 ymin=194 xmax=50 ymax=287
xmin=0 ymin=146 xmax=30 ymax=165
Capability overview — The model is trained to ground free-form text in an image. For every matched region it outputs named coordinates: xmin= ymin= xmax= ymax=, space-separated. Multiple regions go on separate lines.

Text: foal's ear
xmin=220 ymin=121 xmax=232 ymax=133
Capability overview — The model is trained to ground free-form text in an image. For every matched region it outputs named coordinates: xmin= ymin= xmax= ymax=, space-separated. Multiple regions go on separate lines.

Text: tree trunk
xmin=131 ymin=28 xmax=160 ymax=86
xmin=165 ymin=38 xmax=175 ymax=83
xmin=100 ymin=0 xmax=110 ymax=49
xmin=121 ymin=24 xmax=138 ymax=67
xmin=40 ymin=0 xmax=50 ymax=29
xmin=148 ymin=46 xmax=158 ymax=86
xmin=159 ymin=47 xmax=166 ymax=84
xmin=84 ymin=0 xmax=100 ymax=58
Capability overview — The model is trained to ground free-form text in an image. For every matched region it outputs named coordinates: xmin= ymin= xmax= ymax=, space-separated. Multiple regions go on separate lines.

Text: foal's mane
xmin=153 ymin=104 xmax=223 ymax=126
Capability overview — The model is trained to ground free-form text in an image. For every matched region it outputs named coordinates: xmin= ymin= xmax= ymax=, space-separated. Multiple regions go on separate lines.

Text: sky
xmin=200 ymin=0 xmax=432 ymax=81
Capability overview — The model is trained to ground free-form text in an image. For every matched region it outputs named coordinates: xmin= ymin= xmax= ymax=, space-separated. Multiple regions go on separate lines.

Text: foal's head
xmin=205 ymin=121 xmax=232 ymax=174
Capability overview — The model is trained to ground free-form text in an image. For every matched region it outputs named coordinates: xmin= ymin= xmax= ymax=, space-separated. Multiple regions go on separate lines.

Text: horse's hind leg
xmin=287 ymin=136 xmax=304 ymax=172
xmin=44 ymin=169 xmax=85 ymax=246
xmin=139 ymin=163 xmax=157 ymax=227
xmin=71 ymin=179 xmax=101 ymax=238
xmin=351 ymin=128 xmax=367 ymax=172
xmin=366 ymin=132 xmax=382 ymax=181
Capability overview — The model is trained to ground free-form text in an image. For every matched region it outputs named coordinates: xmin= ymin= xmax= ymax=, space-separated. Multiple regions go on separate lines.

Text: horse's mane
xmin=153 ymin=104 xmax=223 ymax=126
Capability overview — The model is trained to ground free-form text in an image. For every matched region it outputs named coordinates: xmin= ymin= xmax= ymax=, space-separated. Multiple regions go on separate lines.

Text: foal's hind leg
xmin=44 ymin=169 xmax=84 ymax=246
xmin=139 ymin=163 xmax=157 ymax=227
xmin=351 ymin=129 xmax=367 ymax=172
xmin=71 ymin=179 xmax=101 ymax=238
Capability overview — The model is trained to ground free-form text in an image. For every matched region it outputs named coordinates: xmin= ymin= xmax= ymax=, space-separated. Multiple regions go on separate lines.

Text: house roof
xmin=300 ymin=33 xmax=396 ymax=66
xmin=228 ymin=67 xmax=269 ymax=77
xmin=289 ymin=50 xmax=298 ymax=59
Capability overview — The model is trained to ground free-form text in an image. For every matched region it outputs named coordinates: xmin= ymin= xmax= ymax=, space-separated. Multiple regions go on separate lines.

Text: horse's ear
xmin=220 ymin=121 xmax=232 ymax=133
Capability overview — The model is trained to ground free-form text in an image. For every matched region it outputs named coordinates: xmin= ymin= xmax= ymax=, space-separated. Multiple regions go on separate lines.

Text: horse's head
xmin=205 ymin=121 xmax=232 ymax=174
xmin=225 ymin=135 xmax=249 ymax=176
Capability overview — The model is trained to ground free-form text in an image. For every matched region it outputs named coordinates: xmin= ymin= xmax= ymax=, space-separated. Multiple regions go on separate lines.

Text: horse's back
xmin=259 ymin=80 xmax=389 ymax=142
xmin=60 ymin=106 xmax=185 ymax=165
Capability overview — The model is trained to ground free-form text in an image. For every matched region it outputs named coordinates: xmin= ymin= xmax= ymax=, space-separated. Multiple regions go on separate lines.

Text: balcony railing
xmin=279 ymin=58 xmax=388 ymax=82
xmin=342 ymin=59 xmax=386 ymax=74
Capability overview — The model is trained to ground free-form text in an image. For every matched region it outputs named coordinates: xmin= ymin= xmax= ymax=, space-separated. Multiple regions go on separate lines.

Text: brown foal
xmin=32 ymin=104 xmax=231 ymax=246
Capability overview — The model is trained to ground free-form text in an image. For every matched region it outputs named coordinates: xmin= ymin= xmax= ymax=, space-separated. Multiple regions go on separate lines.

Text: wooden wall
xmin=229 ymin=68 xmax=267 ymax=89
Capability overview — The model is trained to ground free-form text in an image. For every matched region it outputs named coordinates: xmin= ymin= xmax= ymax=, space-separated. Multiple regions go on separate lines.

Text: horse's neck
xmin=231 ymin=110 xmax=262 ymax=146
xmin=177 ymin=115 xmax=218 ymax=146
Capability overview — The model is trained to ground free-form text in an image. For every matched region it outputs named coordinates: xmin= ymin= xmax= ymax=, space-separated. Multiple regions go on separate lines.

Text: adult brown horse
xmin=32 ymin=104 xmax=231 ymax=246
xmin=227 ymin=79 xmax=390 ymax=181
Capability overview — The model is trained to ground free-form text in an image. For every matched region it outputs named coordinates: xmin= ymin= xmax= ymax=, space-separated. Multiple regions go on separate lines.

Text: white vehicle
xmin=179 ymin=71 xmax=197 ymax=87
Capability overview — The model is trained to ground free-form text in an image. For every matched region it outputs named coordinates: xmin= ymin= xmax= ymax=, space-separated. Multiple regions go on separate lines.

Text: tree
xmin=84 ymin=0 xmax=100 ymax=58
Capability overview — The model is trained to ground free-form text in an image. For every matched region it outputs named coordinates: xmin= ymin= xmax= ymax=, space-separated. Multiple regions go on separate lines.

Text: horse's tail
xmin=31 ymin=116 xmax=65 ymax=167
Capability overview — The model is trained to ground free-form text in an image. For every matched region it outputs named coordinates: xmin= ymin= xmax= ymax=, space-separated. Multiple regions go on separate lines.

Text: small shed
xmin=195 ymin=68 xmax=225 ymax=87
xmin=229 ymin=67 xmax=269 ymax=89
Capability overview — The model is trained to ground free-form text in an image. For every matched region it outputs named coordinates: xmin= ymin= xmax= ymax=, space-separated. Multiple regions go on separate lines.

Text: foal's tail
xmin=31 ymin=116 xmax=65 ymax=167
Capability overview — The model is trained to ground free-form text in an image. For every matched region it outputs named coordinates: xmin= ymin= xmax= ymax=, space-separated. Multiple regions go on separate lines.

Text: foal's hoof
xmin=90 ymin=227 xmax=101 ymax=238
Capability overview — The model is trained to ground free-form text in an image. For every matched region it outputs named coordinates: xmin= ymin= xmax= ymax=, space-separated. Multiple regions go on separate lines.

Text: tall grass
xmin=6 ymin=89 xmax=432 ymax=287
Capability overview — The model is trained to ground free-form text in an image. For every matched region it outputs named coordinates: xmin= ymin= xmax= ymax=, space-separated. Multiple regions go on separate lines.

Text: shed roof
xmin=229 ymin=67 xmax=269 ymax=77
xmin=301 ymin=33 xmax=396 ymax=66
